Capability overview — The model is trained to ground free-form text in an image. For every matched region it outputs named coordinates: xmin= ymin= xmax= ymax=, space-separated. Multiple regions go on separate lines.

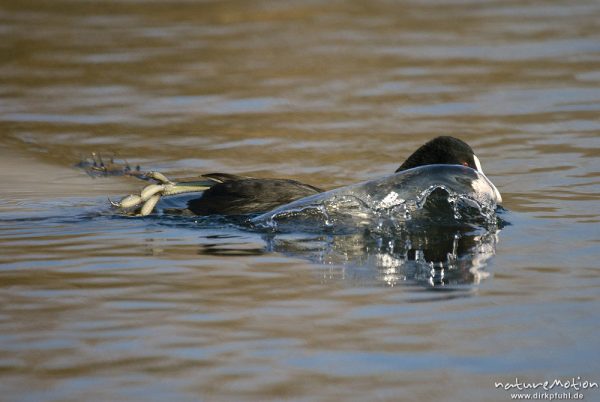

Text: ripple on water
xmin=1 ymin=0 xmax=599 ymax=400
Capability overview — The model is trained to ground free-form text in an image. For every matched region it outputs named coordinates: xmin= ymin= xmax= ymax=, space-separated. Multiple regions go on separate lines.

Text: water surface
xmin=1 ymin=1 xmax=599 ymax=401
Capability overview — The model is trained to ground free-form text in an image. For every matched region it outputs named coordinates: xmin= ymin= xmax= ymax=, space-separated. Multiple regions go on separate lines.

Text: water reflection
xmin=133 ymin=216 xmax=501 ymax=288
xmin=262 ymin=226 xmax=499 ymax=288
xmin=173 ymin=212 xmax=501 ymax=289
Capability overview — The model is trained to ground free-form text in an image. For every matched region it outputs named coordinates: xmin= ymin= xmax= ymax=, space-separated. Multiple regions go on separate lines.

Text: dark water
xmin=1 ymin=1 xmax=599 ymax=401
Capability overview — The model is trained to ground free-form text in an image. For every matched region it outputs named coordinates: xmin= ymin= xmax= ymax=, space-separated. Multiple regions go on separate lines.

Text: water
xmin=1 ymin=0 xmax=599 ymax=401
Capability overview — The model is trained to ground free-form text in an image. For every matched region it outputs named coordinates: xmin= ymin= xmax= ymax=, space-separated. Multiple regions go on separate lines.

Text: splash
xmin=252 ymin=165 xmax=501 ymax=234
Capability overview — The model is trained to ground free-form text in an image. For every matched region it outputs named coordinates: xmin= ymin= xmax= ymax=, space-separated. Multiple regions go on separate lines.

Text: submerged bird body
xmin=110 ymin=136 xmax=501 ymax=216
xmin=185 ymin=136 xmax=500 ymax=216
xmin=187 ymin=174 xmax=322 ymax=215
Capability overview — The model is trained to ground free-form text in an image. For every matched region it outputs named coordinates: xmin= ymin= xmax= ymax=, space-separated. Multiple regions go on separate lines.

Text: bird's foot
xmin=77 ymin=153 xmax=146 ymax=179
xmin=110 ymin=171 xmax=178 ymax=216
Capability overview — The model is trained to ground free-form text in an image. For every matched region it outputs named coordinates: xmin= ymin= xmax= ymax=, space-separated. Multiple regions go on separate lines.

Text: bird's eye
xmin=462 ymin=161 xmax=469 ymax=167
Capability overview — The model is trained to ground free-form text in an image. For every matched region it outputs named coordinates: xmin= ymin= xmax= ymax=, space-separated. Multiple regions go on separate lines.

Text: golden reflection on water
xmin=1 ymin=0 xmax=599 ymax=400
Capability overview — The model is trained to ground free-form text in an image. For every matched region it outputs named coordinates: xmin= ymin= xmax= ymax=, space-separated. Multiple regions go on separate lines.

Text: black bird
xmin=185 ymin=136 xmax=497 ymax=215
